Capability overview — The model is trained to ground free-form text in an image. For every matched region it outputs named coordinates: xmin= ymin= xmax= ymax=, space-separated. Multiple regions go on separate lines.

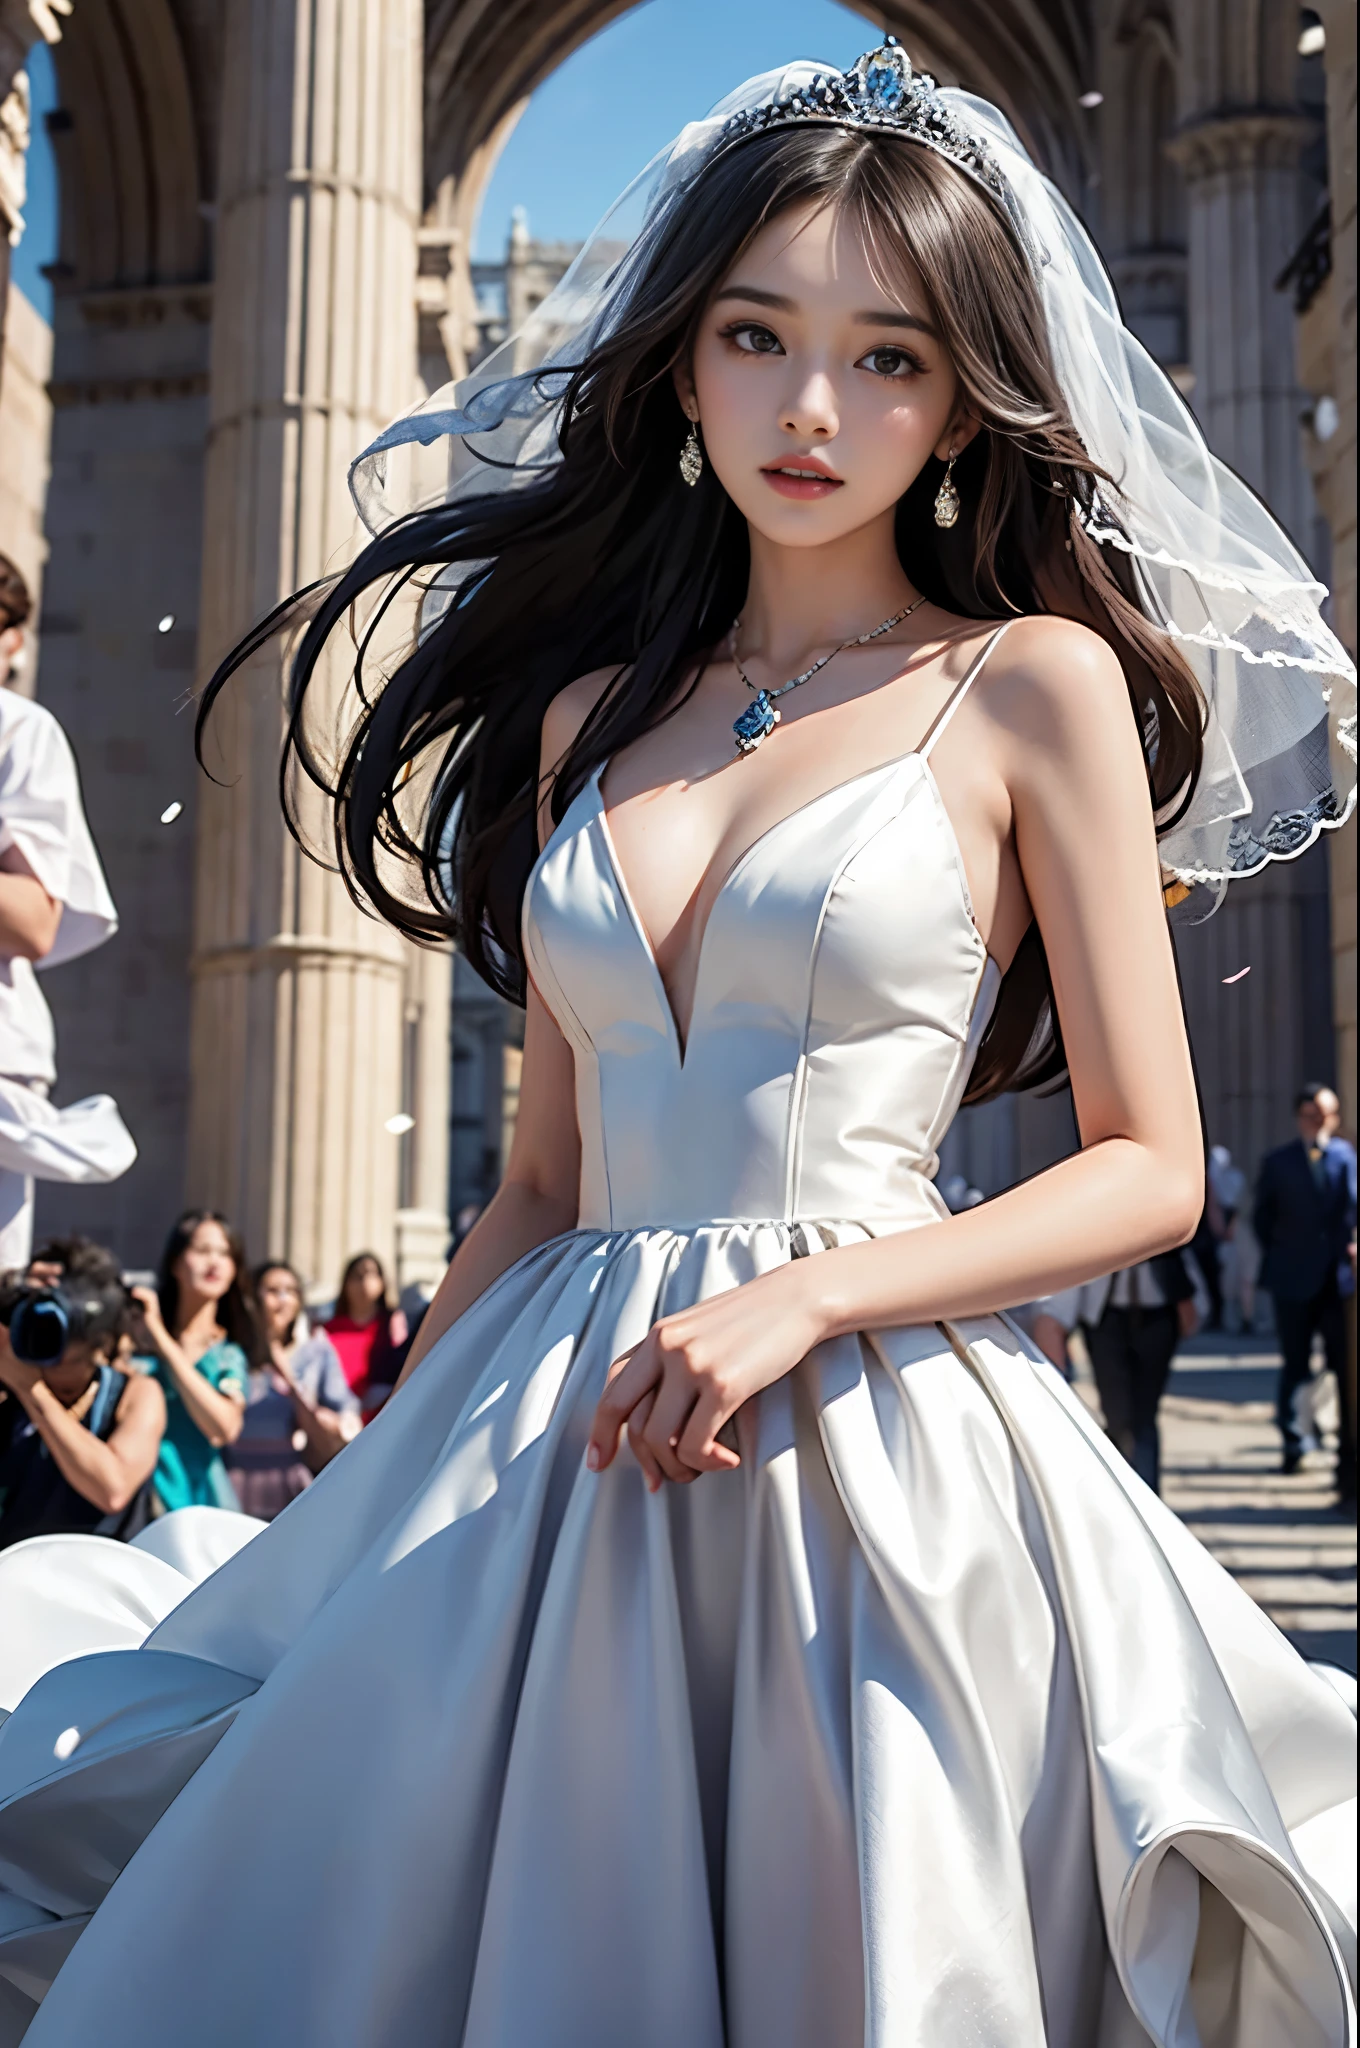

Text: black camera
xmin=0 ymin=1280 xmax=113 ymax=1367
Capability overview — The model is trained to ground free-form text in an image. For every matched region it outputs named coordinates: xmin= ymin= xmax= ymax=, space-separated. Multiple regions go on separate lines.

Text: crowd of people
xmin=0 ymin=1211 xmax=418 ymax=1549
xmin=1023 ymin=1079 xmax=1356 ymax=1505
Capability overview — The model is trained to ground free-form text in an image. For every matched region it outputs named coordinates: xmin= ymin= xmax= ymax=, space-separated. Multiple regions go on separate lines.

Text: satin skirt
xmin=0 ymin=1221 xmax=1354 ymax=2047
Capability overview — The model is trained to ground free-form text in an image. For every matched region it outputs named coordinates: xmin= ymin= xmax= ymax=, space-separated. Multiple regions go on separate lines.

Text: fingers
xmin=676 ymin=1390 xmax=742 ymax=1475
xmin=624 ymin=1387 xmax=666 ymax=1493
xmin=586 ymin=1342 xmax=659 ymax=1472
xmin=587 ymin=1322 xmax=744 ymax=1489
xmin=639 ymin=1375 xmax=701 ymax=1485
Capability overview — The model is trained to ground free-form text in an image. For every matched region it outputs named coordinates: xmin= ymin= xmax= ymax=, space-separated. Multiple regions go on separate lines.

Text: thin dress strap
xmin=917 ymin=619 xmax=1016 ymax=761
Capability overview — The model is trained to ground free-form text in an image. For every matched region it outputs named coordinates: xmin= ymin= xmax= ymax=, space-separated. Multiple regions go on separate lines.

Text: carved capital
xmin=1166 ymin=109 xmax=1316 ymax=183
xmin=0 ymin=0 xmax=70 ymax=240
xmin=0 ymin=0 xmax=71 ymax=108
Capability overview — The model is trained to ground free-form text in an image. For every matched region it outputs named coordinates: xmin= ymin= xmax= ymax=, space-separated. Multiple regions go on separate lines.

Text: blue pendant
xmin=733 ymin=689 xmax=781 ymax=755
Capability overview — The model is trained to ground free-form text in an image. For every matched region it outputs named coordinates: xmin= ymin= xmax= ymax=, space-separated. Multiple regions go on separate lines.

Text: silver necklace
xmin=729 ymin=594 xmax=926 ymax=756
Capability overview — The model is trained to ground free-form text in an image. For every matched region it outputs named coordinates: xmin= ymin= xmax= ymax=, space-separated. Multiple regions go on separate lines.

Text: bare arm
xmin=0 ymin=845 xmax=61 ymax=960
xmin=132 ymin=1289 xmax=246 ymax=1448
xmin=270 ymin=1357 xmax=360 ymax=1467
xmin=589 ymin=618 xmax=1205 ymax=1482
xmin=806 ymin=619 xmax=1202 ymax=1334
xmin=4 ymin=1369 xmax=166 ymax=1515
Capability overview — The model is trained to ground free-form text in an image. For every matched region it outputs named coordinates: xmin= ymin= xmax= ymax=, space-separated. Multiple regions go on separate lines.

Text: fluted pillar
xmin=1169 ymin=109 xmax=1317 ymax=547
xmin=188 ymin=0 xmax=445 ymax=1290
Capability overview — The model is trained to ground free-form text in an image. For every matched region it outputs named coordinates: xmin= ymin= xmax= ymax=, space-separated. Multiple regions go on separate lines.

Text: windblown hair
xmin=199 ymin=125 xmax=1203 ymax=1100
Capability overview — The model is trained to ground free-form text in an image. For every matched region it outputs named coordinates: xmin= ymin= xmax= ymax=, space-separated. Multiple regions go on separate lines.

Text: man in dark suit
xmin=1254 ymin=1083 xmax=1357 ymax=1488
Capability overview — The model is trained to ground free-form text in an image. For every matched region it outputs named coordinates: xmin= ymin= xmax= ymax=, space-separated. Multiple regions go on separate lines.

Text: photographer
xmin=0 ymin=1238 xmax=165 ymax=1548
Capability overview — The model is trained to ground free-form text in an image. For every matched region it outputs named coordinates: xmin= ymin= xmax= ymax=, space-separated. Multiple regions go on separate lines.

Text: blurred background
xmin=0 ymin=0 xmax=1352 ymax=1294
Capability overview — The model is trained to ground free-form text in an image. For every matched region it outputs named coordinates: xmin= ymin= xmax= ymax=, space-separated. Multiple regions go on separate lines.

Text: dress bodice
xmin=524 ymin=633 xmax=1010 ymax=1234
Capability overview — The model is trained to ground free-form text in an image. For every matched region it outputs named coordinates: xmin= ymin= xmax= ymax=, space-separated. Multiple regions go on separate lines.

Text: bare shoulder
xmin=975 ymin=614 xmax=1140 ymax=777
xmin=539 ymin=666 xmax=620 ymax=777
xmin=120 ymin=1369 xmax=167 ymax=1421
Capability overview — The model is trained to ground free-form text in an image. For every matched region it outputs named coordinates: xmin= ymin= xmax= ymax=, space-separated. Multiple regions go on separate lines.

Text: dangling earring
xmin=679 ymin=420 xmax=703 ymax=487
xmin=934 ymin=450 xmax=960 ymax=529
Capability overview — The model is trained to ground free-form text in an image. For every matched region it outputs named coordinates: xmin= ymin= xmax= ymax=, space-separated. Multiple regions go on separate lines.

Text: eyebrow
xmin=712 ymin=284 xmax=938 ymax=338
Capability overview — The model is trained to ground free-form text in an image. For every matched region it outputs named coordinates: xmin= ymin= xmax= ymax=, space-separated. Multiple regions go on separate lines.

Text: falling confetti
xmin=1222 ymin=966 xmax=1251 ymax=984
xmin=157 ymin=614 xmax=175 ymax=634
xmin=160 ymin=801 xmax=183 ymax=825
xmin=384 ymin=1112 xmax=415 ymax=1136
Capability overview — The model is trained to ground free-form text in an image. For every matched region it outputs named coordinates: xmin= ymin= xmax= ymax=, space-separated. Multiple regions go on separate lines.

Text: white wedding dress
xmin=0 ymin=649 xmax=1354 ymax=2046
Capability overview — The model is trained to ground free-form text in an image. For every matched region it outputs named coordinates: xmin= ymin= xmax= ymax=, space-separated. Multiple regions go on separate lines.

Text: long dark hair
xmin=332 ymin=1251 xmax=391 ymax=1325
xmin=199 ymin=125 xmax=1203 ymax=1099
xmin=157 ymin=1208 xmax=265 ymax=1367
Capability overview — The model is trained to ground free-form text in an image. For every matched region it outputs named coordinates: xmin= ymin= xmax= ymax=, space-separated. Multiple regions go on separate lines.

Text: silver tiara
xmin=716 ymin=38 xmax=1006 ymax=201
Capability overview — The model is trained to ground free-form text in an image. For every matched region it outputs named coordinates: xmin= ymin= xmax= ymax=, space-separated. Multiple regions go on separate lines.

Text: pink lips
xmin=761 ymin=464 xmax=844 ymax=500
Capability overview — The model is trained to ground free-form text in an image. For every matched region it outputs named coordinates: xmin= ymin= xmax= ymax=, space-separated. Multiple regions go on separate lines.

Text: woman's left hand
xmin=586 ymin=1264 xmax=826 ymax=1490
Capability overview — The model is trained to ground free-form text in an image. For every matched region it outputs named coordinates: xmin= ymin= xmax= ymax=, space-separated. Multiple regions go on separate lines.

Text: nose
xmin=781 ymin=368 xmax=839 ymax=442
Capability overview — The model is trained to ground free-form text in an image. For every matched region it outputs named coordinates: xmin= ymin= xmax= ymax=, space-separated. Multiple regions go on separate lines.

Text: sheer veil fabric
xmin=0 ymin=43 xmax=1354 ymax=2048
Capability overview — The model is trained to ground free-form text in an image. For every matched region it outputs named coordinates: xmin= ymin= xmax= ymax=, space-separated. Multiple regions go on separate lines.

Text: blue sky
xmin=13 ymin=2 xmax=863 ymax=310
xmin=472 ymin=0 xmax=862 ymax=258
xmin=12 ymin=37 xmax=56 ymax=318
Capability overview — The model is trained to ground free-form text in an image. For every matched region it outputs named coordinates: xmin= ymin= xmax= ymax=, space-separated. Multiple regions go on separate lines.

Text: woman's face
xmin=346 ymin=1258 xmax=385 ymax=1317
xmin=175 ymin=1221 xmax=236 ymax=1307
xmin=682 ymin=199 xmax=972 ymax=551
xmin=257 ymin=1267 xmax=302 ymax=1342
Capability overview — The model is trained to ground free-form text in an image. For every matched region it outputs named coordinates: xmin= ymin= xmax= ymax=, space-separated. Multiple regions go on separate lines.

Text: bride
xmin=0 ymin=41 xmax=1354 ymax=2048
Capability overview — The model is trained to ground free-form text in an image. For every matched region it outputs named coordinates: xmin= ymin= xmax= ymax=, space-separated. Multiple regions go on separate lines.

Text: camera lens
xmin=9 ymin=1293 xmax=72 ymax=1366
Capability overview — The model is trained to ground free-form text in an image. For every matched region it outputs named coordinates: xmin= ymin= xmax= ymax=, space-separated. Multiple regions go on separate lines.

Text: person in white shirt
xmin=1027 ymin=1253 xmax=1198 ymax=1495
xmin=0 ymin=555 xmax=136 ymax=1266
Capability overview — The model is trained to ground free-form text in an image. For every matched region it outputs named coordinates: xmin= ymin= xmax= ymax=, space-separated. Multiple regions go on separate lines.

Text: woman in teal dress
xmin=131 ymin=1209 xmax=261 ymax=1511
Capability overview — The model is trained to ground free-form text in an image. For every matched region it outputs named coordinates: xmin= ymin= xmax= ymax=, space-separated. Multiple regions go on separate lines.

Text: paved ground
xmin=1072 ymin=1333 xmax=1357 ymax=1675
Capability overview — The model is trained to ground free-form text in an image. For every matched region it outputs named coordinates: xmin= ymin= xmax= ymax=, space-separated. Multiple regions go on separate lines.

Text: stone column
xmin=188 ymin=0 xmax=446 ymax=1291
xmin=1169 ymin=110 xmax=1317 ymax=547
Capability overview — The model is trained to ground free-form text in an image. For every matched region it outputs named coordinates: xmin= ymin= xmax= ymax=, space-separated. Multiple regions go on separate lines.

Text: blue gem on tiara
xmin=864 ymin=63 xmax=905 ymax=109
xmin=856 ymin=42 xmax=911 ymax=113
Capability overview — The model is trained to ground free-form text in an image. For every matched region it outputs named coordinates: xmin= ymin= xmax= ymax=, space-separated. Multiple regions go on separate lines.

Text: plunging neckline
xmin=592 ymin=749 xmax=993 ymax=1067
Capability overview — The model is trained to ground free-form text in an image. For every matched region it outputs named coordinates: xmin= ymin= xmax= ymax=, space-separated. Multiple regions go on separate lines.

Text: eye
xmin=856 ymin=344 xmax=925 ymax=380
xmin=721 ymin=321 xmax=784 ymax=356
